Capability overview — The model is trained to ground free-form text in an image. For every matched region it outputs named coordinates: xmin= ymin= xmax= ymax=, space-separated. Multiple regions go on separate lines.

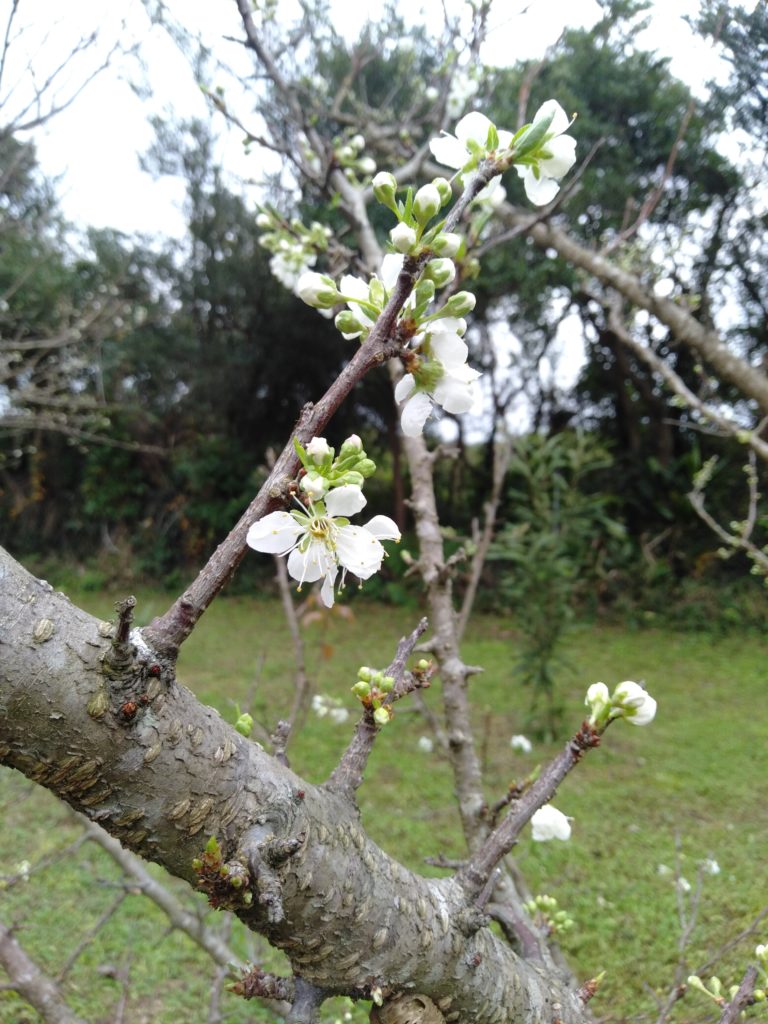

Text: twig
xmin=718 ymin=965 xmax=758 ymax=1024
xmin=0 ymin=918 xmax=87 ymax=1024
xmin=328 ymin=617 xmax=430 ymax=795
xmin=457 ymin=721 xmax=602 ymax=899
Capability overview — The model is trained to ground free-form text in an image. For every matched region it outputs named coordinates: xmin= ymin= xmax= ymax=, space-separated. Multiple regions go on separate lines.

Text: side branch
xmin=329 ymin=617 xmax=430 ymax=795
xmin=458 ymin=722 xmax=601 ymax=898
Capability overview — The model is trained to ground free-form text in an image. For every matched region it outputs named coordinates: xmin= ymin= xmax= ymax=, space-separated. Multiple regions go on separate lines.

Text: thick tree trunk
xmin=0 ymin=546 xmax=585 ymax=1024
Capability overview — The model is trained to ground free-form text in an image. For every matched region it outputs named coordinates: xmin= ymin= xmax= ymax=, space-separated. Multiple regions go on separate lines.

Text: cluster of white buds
xmin=256 ymin=210 xmax=333 ymax=293
xmin=335 ymin=133 xmax=376 ymax=181
xmin=585 ymin=680 xmax=657 ymax=728
xmin=311 ymin=694 xmax=350 ymax=724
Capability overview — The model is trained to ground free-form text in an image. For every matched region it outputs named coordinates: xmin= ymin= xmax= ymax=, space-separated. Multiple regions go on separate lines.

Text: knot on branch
xmin=237 ymin=821 xmax=306 ymax=924
xmin=232 ymin=966 xmax=295 ymax=1003
xmin=571 ymin=722 xmax=601 ymax=759
xmin=370 ymin=993 xmax=446 ymax=1024
xmin=456 ymin=905 xmax=490 ymax=936
xmin=193 ymin=836 xmax=255 ymax=912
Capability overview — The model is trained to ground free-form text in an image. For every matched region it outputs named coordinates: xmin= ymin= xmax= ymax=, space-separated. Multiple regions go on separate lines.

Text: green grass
xmin=1 ymin=590 xmax=766 ymax=1023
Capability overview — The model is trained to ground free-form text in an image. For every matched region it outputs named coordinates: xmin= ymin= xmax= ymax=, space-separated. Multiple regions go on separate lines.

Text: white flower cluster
xmin=256 ymin=211 xmax=332 ymax=296
xmin=311 ymin=694 xmax=350 ymax=724
xmin=510 ymin=734 xmax=533 ymax=753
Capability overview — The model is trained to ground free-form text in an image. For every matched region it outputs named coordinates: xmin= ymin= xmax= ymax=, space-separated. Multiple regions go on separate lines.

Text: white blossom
xmin=429 ymin=111 xmax=512 ymax=175
xmin=515 ymin=100 xmax=577 ymax=206
xmin=296 ymin=271 xmax=339 ymax=308
xmin=417 ymin=735 xmax=434 ymax=753
xmin=612 ymin=680 xmax=657 ymax=726
xmin=510 ymin=734 xmax=533 ymax=753
xmin=677 ymin=876 xmax=692 ymax=894
xmin=246 ymin=485 xmax=400 ymax=608
xmin=531 ymin=805 xmax=572 ymax=842
xmin=702 ymin=858 xmax=721 ymax=876
xmin=395 ymin=319 xmax=480 ymax=436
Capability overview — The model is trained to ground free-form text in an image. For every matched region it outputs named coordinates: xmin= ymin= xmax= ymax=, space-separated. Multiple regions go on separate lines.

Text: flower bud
xmin=441 ymin=291 xmax=476 ymax=316
xmin=341 ymin=434 xmax=363 ymax=453
xmin=297 ymin=271 xmax=339 ymax=309
xmin=335 ymin=310 xmax=365 ymax=336
xmin=372 ymin=171 xmax=397 ymax=206
xmin=423 ymin=258 xmax=456 ymax=288
xmin=357 ymin=156 xmax=377 ymax=176
xmin=350 ymin=134 xmax=365 ymax=151
xmin=612 ymin=680 xmax=657 ymax=726
xmin=585 ymin=681 xmax=610 ymax=723
xmin=432 ymin=177 xmax=453 ymax=205
xmin=413 ymin=278 xmax=436 ymax=309
xmin=373 ymin=706 xmax=391 ymax=726
xmin=413 ymin=183 xmax=442 ymax=224
xmin=256 ymin=212 xmax=273 ymax=228
xmin=381 ymin=675 xmax=395 ymax=692
xmin=352 ymin=680 xmax=371 ymax=698
xmin=356 ymin=458 xmax=376 ymax=477
xmin=306 ymin=436 xmax=332 ymax=462
xmin=300 ymin=473 xmax=328 ymax=500
xmin=340 ymin=471 xmax=364 ymax=487
xmin=390 ymin=222 xmax=418 ymax=253
xmin=369 ymin=277 xmax=386 ymax=308
xmin=416 ymin=659 xmax=430 ymax=671
xmin=431 ymin=232 xmax=462 ymax=257
xmin=358 ymin=666 xmax=374 ymax=682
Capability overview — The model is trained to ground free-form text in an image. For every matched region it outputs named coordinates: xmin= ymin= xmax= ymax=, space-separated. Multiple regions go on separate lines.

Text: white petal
xmin=394 ymin=373 xmax=416 ymax=403
xmin=428 ymin=316 xmax=466 ymax=337
xmin=364 ymin=515 xmax=401 ymax=542
xmin=430 ymin=330 xmax=468 ymax=369
xmin=287 ymin=540 xmax=332 ymax=584
xmin=336 ymin=525 xmax=385 ymax=579
xmin=429 ymin=133 xmax=468 ymax=169
xmin=246 ymin=512 xmax=304 ymax=555
xmin=433 ymin=374 xmax=475 ymax=414
xmin=325 ymin=484 xmax=367 ymax=517
xmin=380 ymin=253 xmax=405 ymax=292
xmin=455 ymin=111 xmax=493 ymax=146
xmin=533 ymin=99 xmax=569 ymax=136
xmin=497 ymin=129 xmax=513 ymax=150
xmin=339 ymin=274 xmax=370 ymax=301
xmin=401 ymin=392 xmax=434 ymax=436
xmin=540 ymin=135 xmax=577 ymax=179
xmin=320 ymin=565 xmax=338 ymax=607
xmin=523 ymin=171 xmax=561 ymax=207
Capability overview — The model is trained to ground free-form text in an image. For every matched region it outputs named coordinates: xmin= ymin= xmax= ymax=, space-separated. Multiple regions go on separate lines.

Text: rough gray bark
xmin=0 ymin=546 xmax=587 ymax=1024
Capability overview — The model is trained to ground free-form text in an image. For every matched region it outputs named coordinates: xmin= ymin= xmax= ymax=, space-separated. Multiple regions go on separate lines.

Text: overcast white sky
xmin=3 ymin=0 xmax=744 ymax=238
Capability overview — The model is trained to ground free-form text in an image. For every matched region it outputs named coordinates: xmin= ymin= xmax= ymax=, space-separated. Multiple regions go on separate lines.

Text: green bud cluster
xmin=293 ymin=435 xmax=377 ymax=499
xmin=351 ymin=664 xmax=396 ymax=725
xmin=524 ymin=893 xmax=575 ymax=935
xmin=233 ymin=704 xmax=254 ymax=737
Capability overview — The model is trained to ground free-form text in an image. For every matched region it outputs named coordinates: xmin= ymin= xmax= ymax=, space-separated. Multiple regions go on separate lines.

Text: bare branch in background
xmin=0 ymin=918 xmax=87 ymax=1024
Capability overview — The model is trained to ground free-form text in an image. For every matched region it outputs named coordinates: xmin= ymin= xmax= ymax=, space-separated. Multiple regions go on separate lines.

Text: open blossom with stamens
xmin=246 ymin=485 xmax=400 ymax=608
xmin=395 ymin=319 xmax=480 ymax=437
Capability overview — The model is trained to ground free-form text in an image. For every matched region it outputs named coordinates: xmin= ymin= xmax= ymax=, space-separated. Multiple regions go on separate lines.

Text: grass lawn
xmin=1 ymin=587 xmax=765 ymax=1023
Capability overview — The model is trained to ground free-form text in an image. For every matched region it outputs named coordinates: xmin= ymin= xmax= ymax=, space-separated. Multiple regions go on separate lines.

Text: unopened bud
xmin=431 ymin=232 xmax=462 ymax=257
xmin=432 ymin=177 xmax=453 ymax=205
xmin=372 ymin=171 xmax=397 ymax=206
xmin=335 ymin=310 xmax=365 ymax=336
xmin=352 ymin=680 xmax=371 ymax=698
xmin=297 ymin=272 xmax=339 ymax=309
xmin=390 ymin=222 xmax=418 ymax=253
xmin=358 ymin=666 xmax=373 ymax=682
xmin=373 ymin=706 xmax=391 ymax=726
xmin=423 ymin=258 xmax=456 ymax=288
xmin=235 ymin=713 xmax=254 ymax=737
xmin=413 ymin=183 xmax=442 ymax=224
xmin=441 ymin=291 xmax=476 ymax=316
xmin=341 ymin=434 xmax=363 ymax=453
xmin=356 ymin=458 xmax=376 ymax=477
xmin=381 ymin=675 xmax=395 ymax=692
